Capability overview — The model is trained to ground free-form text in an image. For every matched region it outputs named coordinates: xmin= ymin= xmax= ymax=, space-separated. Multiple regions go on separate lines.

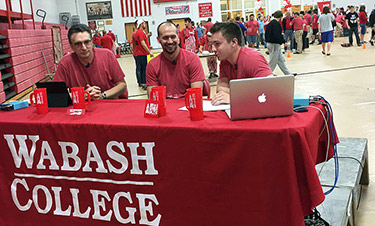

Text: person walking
xmin=265 ymin=10 xmax=292 ymax=75
xmin=318 ymin=6 xmax=335 ymax=56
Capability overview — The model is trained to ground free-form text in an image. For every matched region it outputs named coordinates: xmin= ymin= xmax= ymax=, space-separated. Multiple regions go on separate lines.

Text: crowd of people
xmin=92 ymin=28 xmax=121 ymax=58
xmin=52 ymin=4 xmax=375 ymax=105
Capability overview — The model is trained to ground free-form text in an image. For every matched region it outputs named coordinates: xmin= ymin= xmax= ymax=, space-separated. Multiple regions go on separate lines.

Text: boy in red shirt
xmin=358 ymin=5 xmax=368 ymax=44
xmin=180 ymin=17 xmax=199 ymax=53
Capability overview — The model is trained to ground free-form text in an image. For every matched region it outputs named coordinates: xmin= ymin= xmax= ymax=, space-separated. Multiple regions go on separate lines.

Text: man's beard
xmin=163 ymin=43 xmax=177 ymax=54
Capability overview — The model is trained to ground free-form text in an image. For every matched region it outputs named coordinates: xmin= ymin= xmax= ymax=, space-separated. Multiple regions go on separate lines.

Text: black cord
xmin=337 ymin=156 xmax=364 ymax=171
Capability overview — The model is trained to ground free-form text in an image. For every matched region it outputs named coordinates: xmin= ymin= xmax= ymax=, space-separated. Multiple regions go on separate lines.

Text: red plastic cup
xmin=30 ymin=88 xmax=48 ymax=114
xmin=150 ymin=86 xmax=166 ymax=116
xmin=185 ymin=87 xmax=203 ymax=121
xmin=71 ymin=87 xmax=91 ymax=109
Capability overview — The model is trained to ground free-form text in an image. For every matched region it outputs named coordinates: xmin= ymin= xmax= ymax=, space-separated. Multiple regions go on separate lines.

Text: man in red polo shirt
xmin=134 ymin=19 xmax=153 ymax=90
xmin=53 ymin=24 xmax=127 ymax=100
xmin=209 ymin=22 xmax=273 ymax=106
xmin=291 ymin=12 xmax=304 ymax=54
xmin=147 ymin=22 xmax=204 ymax=99
xmin=245 ymin=14 xmax=260 ymax=48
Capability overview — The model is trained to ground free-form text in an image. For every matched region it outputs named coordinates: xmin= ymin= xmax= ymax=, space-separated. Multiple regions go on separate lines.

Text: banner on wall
xmin=317 ymin=1 xmax=331 ymax=13
xmin=165 ymin=5 xmax=190 ymax=16
xmin=198 ymin=3 xmax=213 ymax=18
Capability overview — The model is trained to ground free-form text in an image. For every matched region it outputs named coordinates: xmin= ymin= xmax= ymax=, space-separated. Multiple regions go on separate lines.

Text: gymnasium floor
xmin=14 ymin=33 xmax=375 ymax=225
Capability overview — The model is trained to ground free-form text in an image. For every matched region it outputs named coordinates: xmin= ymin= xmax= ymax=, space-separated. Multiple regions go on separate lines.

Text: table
xmin=0 ymin=99 xmax=334 ymax=226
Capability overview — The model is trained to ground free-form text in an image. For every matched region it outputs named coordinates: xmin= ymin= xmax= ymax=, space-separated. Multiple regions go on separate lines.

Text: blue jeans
xmin=134 ymin=55 xmax=147 ymax=85
xmin=246 ymin=35 xmax=257 ymax=44
xmin=259 ymin=33 xmax=266 ymax=48
xmin=284 ymin=29 xmax=294 ymax=50
xmin=348 ymin=26 xmax=360 ymax=46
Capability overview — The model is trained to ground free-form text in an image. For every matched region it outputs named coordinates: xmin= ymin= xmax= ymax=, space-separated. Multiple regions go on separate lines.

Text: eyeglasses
xmin=72 ymin=39 xmax=92 ymax=48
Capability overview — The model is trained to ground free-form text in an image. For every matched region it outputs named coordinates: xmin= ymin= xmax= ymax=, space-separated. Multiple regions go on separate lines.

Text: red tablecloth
xmin=0 ymin=99 xmax=334 ymax=226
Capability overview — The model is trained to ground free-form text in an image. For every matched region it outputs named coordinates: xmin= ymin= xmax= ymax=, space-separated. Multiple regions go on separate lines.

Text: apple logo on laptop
xmin=258 ymin=93 xmax=266 ymax=103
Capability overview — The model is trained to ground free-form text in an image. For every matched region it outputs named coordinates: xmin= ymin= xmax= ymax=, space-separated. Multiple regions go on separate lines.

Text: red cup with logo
xmin=30 ymin=88 xmax=48 ymax=114
xmin=150 ymin=86 xmax=166 ymax=116
xmin=71 ymin=87 xmax=91 ymax=109
xmin=185 ymin=87 xmax=203 ymax=121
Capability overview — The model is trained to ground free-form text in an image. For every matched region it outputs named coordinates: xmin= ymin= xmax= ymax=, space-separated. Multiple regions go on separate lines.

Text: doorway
xmin=124 ymin=21 xmax=150 ymax=43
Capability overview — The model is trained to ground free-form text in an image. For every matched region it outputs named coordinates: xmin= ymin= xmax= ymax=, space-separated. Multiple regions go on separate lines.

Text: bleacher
xmin=0 ymin=21 xmax=69 ymax=103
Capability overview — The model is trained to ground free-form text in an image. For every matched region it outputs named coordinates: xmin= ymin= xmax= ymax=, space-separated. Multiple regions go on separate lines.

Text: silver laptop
xmin=225 ymin=75 xmax=294 ymax=120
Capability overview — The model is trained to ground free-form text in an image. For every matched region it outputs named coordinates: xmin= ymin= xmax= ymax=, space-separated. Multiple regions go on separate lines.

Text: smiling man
xmin=53 ymin=24 xmax=127 ymax=100
xmin=209 ymin=22 xmax=273 ymax=106
xmin=146 ymin=22 xmax=205 ymax=98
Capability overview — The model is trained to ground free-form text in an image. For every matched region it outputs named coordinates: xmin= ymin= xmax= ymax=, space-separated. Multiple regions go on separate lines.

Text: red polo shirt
xmin=291 ymin=17 xmax=304 ymax=31
xmin=146 ymin=48 xmax=205 ymax=98
xmin=134 ymin=28 xmax=150 ymax=56
xmin=219 ymin=47 xmax=273 ymax=81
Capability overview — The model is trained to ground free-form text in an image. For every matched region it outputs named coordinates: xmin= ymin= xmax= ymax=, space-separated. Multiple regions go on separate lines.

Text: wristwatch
xmin=101 ymin=92 xmax=107 ymax=99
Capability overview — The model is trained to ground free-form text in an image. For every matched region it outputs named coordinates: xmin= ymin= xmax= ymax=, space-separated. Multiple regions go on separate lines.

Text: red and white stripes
xmin=121 ymin=0 xmax=151 ymax=17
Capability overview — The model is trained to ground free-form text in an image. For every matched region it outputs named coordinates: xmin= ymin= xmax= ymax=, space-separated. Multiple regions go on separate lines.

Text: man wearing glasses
xmin=53 ymin=24 xmax=127 ymax=100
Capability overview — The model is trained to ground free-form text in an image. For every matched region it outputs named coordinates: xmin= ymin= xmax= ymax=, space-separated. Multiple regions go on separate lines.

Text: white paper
xmin=179 ymin=100 xmax=230 ymax=112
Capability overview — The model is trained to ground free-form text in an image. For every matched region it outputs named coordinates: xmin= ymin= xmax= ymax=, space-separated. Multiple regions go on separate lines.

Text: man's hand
xmin=86 ymin=84 xmax=102 ymax=100
xmin=211 ymin=91 xmax=230 ymax=106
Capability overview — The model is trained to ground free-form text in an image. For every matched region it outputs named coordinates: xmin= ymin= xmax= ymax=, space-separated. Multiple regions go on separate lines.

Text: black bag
xmin=304 ymin=209 xmax=330 ymax=226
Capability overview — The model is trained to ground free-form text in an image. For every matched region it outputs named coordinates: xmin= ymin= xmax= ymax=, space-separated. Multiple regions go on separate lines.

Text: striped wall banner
xmin=121 ymin=0 xmax=151 ymax=17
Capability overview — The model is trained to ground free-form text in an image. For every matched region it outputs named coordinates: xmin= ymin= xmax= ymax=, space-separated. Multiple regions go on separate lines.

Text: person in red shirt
xmin=304 ymin=10 xmax=313 ymax=38
xmin=282 ymin=12 xmax=294 ymax=51
xmin=302 ymin=14 xmax=309 ymax=50
xmin=134 ymin=19 xmax=153 ymax=90
xmin=291 ymin=12 xmax=304 ymax=54
xmin=100 ymin=30 xmax=113 ymax=51
xmin=245 ymin=14 xmax=260 ymax=48
xmin=53 ymin=24 xmax=127 ymax=100
xmin=359 ymin=5 xmax=368 ymax=44
xmin=204 ymin=18 xmax=214 ymax=34
xmin=147 ymin=22 xmax=205 ymax=98
xmin=310 ymin=9 xmax=321 ymax=44
xmin=179 ymin=17 xmax=199 ymax=53
xmin=107 ymin=29 xmax=116 ymax=41
xmin=92 ymin=30 xmax=102 ymax=47
xmin=209 ymin=22 xmax=273 ymax=106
